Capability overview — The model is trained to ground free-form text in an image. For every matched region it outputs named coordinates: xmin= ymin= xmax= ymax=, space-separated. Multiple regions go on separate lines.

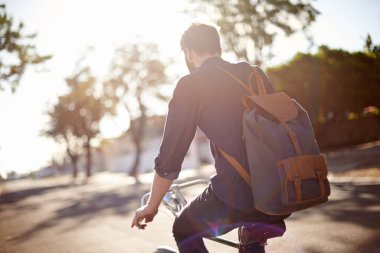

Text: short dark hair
xmin=180 ymin=23 xmax=222 ymax=55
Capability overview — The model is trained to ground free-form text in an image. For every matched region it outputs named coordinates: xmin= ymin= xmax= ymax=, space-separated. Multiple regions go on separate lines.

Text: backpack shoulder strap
xmin=215 ymin=66 xmax=254 ymax=95
xmin=218 ymin=148 xmax=252 ymax=187
xmin=215 ymin=66 xmax=267 ymax=96
xmin=213 ymin=66 xmax=261 ymax=187
xmin=249 ymin=66 xmax=267 ymax=96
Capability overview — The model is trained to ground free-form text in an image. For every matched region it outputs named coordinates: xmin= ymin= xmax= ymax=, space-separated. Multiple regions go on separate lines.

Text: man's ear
xmin=184 ymin=47 xmax=195 ymax=61
xmin=183 ymin=47 xmax=197 ymax=73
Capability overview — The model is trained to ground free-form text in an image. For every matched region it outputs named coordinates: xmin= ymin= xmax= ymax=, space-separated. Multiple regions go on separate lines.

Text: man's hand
xmin=131 ymin=172 xmax=173 ymax=230
xmin=131 ymin=205 xmax=158 ymax=229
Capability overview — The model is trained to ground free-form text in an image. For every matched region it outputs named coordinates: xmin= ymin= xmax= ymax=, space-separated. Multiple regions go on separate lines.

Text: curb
xmin=328 ymin=175 xmax=380 ymax=184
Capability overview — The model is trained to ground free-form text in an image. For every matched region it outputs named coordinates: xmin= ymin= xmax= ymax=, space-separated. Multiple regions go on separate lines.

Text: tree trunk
xmin=65 ymin=140 xmax=79 ymax=179
xmin=125 ymin=92 xmax=147 ymax=180
xmin=71 ymin=156 xmax=79 ymax=178
xmin=85 ymin=138 xmax=92 ymax=178
xmin=129 ymin=140 xmax=142 ymax=178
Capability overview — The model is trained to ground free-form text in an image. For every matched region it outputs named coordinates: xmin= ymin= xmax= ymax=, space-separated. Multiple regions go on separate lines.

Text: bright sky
xmin=0 ymin=0 xmax=379 ymax=178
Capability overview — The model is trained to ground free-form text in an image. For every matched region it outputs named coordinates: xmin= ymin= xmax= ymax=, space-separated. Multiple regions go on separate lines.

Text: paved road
xmin=1 ymin=168 xmax=380 ymax=253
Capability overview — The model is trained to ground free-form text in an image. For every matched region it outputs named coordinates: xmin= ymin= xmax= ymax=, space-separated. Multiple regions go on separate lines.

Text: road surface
xmin=1 ymin=169 xmax=380 ymax=253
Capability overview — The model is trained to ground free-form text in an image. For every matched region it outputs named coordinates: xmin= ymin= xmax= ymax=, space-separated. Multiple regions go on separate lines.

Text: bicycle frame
xmin=141 ymin=179 xmax=242 ymax=249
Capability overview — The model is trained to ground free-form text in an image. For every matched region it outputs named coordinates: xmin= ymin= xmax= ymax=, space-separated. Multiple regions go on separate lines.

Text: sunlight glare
xmin=0 ymin=0 xmax=193 ymax=175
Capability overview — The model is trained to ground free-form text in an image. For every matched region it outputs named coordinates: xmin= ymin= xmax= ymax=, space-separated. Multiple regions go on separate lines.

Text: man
xmin=131 ymin=23 xmax=282 ymax=253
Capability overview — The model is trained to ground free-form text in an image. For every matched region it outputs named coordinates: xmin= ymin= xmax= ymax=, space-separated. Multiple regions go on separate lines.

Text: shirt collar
xmin=200 ymin=56 xmax=224 ymax=68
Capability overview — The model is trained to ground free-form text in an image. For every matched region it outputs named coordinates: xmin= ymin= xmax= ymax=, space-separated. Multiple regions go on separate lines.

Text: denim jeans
xmin=172 ymin=185 xmax=284 ymax=253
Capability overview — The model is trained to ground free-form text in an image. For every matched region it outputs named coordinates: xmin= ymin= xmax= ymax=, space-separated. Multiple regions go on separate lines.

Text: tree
xmin=44 ymin=65 xmax=108 ymax=178
xmin=187 ymin=0 xmax=319 ymax=65
xmin=104 ymin=43 xmax=168 ymax=179
xmin=267 ymin=46 xmax=380 ymax=124
xmin=44 ymin=98 xmax=83 ymax=178
xmin=364 ymin=34 xmax=380 ymax=59
xmin=0 ymin=4 xmax=51 ymax=92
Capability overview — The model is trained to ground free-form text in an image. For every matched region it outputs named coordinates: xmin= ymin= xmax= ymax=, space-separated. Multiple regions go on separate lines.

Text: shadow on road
xmin=1 ymin=180 xmax=150 ymax=243
xmin=326 ymin=183 xmax=380 ymax=229
xmin=289 ymin=182 xmax=380 ymax=230
xmin=285 ymin=182 xmax=380 ymax=253
xmin=0 ymin=184 xmax=71 ymax=204
xmin=354 ymin=231 xmax=380 ymax=253
xmin=326 ymin=143 xmax=380 ymax=173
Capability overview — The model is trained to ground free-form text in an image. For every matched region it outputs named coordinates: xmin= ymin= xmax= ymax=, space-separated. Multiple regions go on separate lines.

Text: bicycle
xmin=140 ymin=179 xmax=286 ymax=253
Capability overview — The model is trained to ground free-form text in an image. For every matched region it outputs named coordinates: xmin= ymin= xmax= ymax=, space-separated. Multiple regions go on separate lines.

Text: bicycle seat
xmin=238 ymin=220 xmax=286 ymax=246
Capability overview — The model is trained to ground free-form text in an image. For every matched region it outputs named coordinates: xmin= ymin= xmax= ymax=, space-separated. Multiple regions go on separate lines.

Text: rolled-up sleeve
xmin=154 ymin=76 xmax=199 ymax=180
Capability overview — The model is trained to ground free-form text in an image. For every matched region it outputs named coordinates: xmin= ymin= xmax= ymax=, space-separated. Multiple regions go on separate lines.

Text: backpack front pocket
xmin=277 ymin=155 xmax=330 ymax=205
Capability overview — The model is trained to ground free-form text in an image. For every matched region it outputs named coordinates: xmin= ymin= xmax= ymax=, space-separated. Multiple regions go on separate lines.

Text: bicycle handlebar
xmin=140 ymin=179 xmax=209 ymax=208
xmin=172 ymin=179 xmax=209 ymax=189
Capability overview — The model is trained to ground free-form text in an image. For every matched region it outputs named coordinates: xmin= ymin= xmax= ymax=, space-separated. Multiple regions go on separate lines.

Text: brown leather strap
xmin=315 ymin=167 xmax=326 ymax=197
xmin=218 ymin=148 xmax=252 ymax=187
xmin=249 ymin=69 xmax=267 ymax=96
xmin=293 ymin=175 xmax=302 ymax=202
xmin=280 ymin=121 xmax=303 ymax=156
xmin=215 ymin=66 xmax=253 ymax=95
xmin=216 ymin=66 xmax=268 ymax=97
xmin=318 ymin=179 xmax=326 ymax=197
xmin=213 ymin=67 xmax=256 ymax=187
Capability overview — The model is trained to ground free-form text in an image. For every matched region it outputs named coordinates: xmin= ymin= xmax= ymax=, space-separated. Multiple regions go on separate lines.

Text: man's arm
xmin=131 ymin=76 xmax=198 ymax=229
xmin=131 ymin=172 xmax=173 ymax=229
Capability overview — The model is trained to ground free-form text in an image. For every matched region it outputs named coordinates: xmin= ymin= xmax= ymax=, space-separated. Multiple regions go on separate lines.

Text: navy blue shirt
xmin=154 ymin=57 xmax=274 ymax=210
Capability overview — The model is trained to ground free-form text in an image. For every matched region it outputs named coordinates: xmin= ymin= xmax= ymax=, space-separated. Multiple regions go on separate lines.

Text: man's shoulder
xmin=235 ymin=61 xmax=253 ymax=69
xmin=185 ymin=60 xmax=252 ymax=80
xmin=208 ymin=60 xmax=254 ymax=78
xmin=175 ymin=68 xmax=206 ymax=90
xmin=176 ymin=74 xmax=194 ymax=90
xmin=175 ymin=59 xmax=260 ymax=90
xmin=173 ymin=74 xmax=199 ymax=98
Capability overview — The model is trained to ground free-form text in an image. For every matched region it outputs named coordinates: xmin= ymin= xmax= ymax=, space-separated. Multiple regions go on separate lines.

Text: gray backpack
xmin=216 ymin=66 xmax=330 ymax=215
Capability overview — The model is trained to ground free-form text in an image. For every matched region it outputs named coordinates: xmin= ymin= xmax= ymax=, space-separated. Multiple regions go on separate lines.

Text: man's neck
xmin=195 ymin=53 xmax=221 ymax=68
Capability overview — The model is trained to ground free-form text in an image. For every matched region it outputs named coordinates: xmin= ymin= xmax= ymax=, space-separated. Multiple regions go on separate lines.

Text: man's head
xmin=180 ymin=23 xmax=222 ymax=72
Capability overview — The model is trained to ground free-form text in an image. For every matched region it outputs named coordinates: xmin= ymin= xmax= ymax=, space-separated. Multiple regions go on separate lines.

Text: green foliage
xmin=0 ymin=4 xmax=51 ymax=92
xmin=187 ymin=0 xmax=319 ymax=64
xmin=43 ymin=63 xmax=109 ymax=177
xmin=104 ymin=43 xmax=168 ymax=129
xmin=364 ymin=34 xmax=380 ymax=59
xmin=47 ymin=66 xmax=105 ymax=140
xmin=267 ymin=46 xmax=380 ymax=124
